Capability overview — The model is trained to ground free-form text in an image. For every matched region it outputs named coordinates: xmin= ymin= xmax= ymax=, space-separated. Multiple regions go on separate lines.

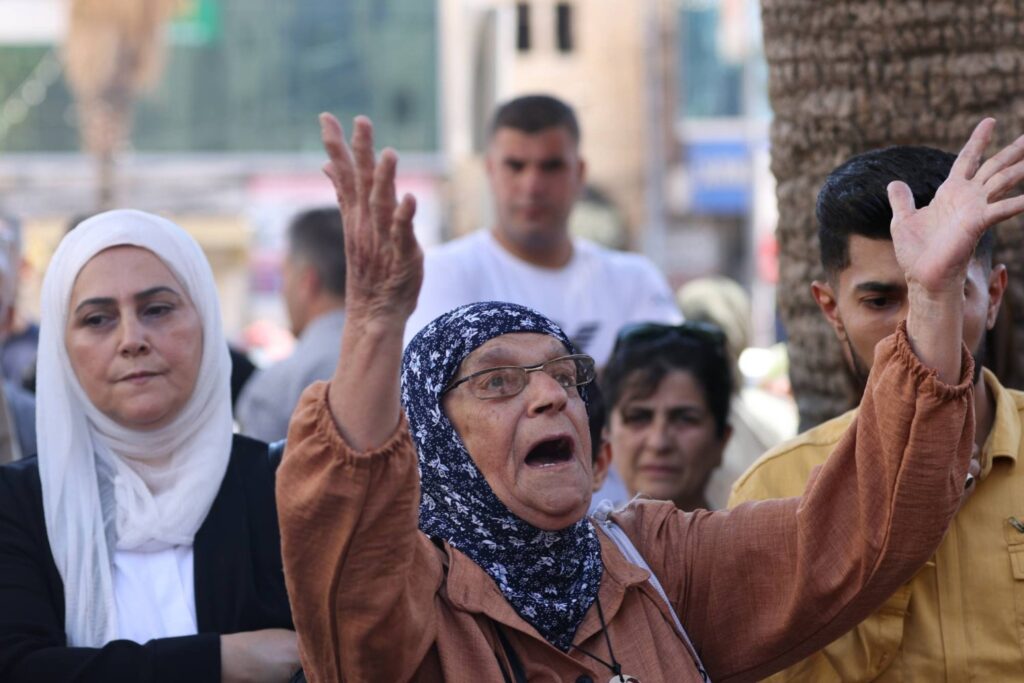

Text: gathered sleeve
xmin=276 ymin=381 xmax=442 ymax=683
xmin=615 ymin=323 xmax=975 ymax=683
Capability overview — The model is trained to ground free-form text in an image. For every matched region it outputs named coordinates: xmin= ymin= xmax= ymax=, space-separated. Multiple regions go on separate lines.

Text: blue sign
xmin=687 ymin=139 xmax=752 ymax=215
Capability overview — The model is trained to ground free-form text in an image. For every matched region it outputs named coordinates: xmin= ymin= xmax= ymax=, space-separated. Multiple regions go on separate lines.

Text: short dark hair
xmin=601 ymin=329 xmax=732 ymax=439
xmin=288 ymin=207 xmax=346 ymax=298
xmin=817 ymin=145 xmax=995 ymax=276
xmin=489 ymin=94 xmax=580 ymax=143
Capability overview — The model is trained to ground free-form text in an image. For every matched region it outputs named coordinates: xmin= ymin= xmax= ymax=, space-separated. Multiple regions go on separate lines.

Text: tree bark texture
xmin=762 ymin=0 xmax=1024 ymax=431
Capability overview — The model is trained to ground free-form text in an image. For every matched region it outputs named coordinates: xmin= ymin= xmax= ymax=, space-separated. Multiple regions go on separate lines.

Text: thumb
xmin=887 ymin=181 xmax=916 ymax=223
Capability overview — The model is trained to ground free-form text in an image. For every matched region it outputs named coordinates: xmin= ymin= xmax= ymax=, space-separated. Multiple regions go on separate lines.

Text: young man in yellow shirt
xmin=730 ymin=144 xmax=1024 ymax=681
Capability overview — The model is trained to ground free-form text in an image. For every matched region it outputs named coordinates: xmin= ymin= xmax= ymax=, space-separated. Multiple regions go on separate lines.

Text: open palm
xmin=890 ymin=119 xmax=1024 ymax=293
xmin=319 ymin=113 xmax=423 ymax=324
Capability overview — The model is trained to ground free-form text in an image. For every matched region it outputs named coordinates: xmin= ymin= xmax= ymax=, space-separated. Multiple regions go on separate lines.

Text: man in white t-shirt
xmin=405 ymin=94 xmax=680 ymax=365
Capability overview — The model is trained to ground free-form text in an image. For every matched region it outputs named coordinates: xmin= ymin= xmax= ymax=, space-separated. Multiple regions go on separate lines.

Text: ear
xmin=299 ymin=263 xmax=321 ymax=298
xmin=811 ymin=279 xmax=846 ymax=341
xmin=576 ymin=155 xmax=587 ymax=186
xmin=718 ymin=424 xmax=733 ymax=458
xmin=484 ymin=147 xmax=497 ymax=179
xmin=986 ymin=264 xmax=1008 ymax=330
xmin=591 ymin=438 xmax=612 ymax=493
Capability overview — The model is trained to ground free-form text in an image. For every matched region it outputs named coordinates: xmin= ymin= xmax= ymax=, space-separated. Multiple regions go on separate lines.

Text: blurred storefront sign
xmin=685 ymin=137 xmax=752 ymax=215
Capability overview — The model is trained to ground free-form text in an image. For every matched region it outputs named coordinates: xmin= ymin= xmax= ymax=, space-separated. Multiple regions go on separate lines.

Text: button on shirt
xmin=729 ymin=367 xmax=1024 ymax=681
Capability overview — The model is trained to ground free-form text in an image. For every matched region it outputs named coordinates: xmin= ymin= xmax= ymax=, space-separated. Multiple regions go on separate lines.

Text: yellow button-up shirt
xmin=729 ymin=368 xmax=1024 ymax=681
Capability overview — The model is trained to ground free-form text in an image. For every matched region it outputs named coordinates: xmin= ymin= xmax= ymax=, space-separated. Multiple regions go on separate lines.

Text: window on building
xmin=516 ymin=2 xmax=531 ymax=52
xmin=555 ymin=3 xmax=573 ymax=53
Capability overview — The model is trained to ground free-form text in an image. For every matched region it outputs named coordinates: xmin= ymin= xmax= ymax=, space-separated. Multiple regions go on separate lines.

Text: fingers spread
xmin=370 ymin=149 xmax=399 ymax=239
xmin=976 ymin=132 xmax=1024 ymax=185
xmin=887 ymin=180 xmax=917 ymax=222
xmin=352 ymin=116 xmax=377 ymax=206
xmin=983 ymin=157 xmax=1024 ymax=202
xmin=985 ymin=194 xmax=1024 ymax=226
xmin=320 ymin=113 xmax=356 ymax=204
xmin=392 ymin=193 xmax=419 ymax=255
xmin=951 ymin=117 xmax=996 ymax=180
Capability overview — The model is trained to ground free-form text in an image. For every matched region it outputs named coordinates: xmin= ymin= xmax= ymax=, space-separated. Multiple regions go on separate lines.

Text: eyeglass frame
xmin=441 ymin=353 xmax=597 ymax=400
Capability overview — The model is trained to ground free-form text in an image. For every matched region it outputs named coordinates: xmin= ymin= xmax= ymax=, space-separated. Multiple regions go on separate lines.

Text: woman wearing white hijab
xmin=0 ymin=210 xmax=298 ymax=682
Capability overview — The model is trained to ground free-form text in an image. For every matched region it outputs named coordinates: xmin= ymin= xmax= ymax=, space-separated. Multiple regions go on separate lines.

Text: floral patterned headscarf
xmin=401 ymin=301 xmax=603 ymax=651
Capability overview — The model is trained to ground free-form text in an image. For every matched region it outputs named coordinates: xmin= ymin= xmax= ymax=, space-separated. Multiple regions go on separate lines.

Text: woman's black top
xmin=0 ymin=434 xmax=293 ymax=682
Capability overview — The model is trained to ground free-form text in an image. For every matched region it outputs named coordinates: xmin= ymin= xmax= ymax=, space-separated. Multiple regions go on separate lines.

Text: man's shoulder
xmin=425 ymin=230 xmax=489 ymax=263
xmin=573 ymin=238 xmax=661 ymax=274
xmin=1004 ymin=385 xmax=1024 ymax=413
xmin=730 ymin=408 xmax=859 ymax=502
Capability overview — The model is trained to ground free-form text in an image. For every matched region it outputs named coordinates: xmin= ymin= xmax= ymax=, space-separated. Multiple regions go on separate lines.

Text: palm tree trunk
xmin=63 ymin=0 xmax=177 ymax=209
xmin=763 ymin=0 xmax=1024 ymax=430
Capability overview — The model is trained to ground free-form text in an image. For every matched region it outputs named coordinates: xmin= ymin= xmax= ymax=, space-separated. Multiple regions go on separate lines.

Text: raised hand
xmin=319 ymin=113 xmax=421 ymax=450
xmin=888 ymin=118 xmax=1024 ymax=294
xmin=320 ymin=113 xmax=423 ymax=326
xmin=888 ymin=118 xmax=1024 ymax=384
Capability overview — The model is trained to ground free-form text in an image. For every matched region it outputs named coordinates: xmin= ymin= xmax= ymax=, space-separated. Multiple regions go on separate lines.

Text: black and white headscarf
xmin=401 ymin=301 xmax=603 ymax=651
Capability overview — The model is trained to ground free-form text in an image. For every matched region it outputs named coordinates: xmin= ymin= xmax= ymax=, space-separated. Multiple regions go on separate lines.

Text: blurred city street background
xmin=0 ymin=0 xmax=783 ymax=384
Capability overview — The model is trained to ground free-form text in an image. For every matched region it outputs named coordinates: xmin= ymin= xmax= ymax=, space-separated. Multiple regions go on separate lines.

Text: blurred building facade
xmin=440 ymin=0 xmax=777 ymax=342
xmin=0 ymin=0 xmax=778 ymax=345
xmin=440 ymin=0 xmax=678 ymax=254
xmin=0 ymin=0 xmax=444 ymax=341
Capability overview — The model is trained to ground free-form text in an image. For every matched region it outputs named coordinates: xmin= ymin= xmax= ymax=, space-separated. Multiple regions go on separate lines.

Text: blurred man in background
xmin=677 ymin=276 xmax=793 ymax=508
xmin=404 ymin=94 xmax=680 ymax=366
xmin=0 ymin=213 xmax=35 ymax=462
xmin=236 ymin=207 xmax=346 ymax=443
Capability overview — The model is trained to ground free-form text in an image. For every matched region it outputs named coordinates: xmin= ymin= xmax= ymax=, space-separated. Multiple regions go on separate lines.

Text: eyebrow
xmin=852 ymin=281 xmax=904 ymax=294
xmin=469 ymin=342 xmax=567 ymax=369
xmin=73 ymin=286 xmax=182 ymax=315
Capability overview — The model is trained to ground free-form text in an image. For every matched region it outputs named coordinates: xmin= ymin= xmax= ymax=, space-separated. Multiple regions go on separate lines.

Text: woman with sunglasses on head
xmin=595 ymin=322 xmax=733 ymax=512
xmin=0 ymin=211 xmax=298 ymax=682
xmin=277 ymin=115 xmax=1007 ymax=682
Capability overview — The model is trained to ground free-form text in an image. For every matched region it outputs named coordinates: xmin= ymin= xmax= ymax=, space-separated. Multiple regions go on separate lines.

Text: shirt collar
xmin=980 ymin=367 xmax=1019 ymax=474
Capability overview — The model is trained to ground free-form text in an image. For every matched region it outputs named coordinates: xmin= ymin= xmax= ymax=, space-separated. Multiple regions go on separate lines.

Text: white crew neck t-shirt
xmin=405 ymin=230 xmax=681 ymax=365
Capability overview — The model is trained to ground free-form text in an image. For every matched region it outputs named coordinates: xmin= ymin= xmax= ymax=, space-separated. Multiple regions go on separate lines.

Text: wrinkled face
xmin=442 ymin=333 xmax=593 ymax=531
xmin=608 ymin=370 xmax=726 ymax=508
xmin=66 ymin=246 xmax=203 ymax=430
xmin=814 ymin=235 xmax=1004 ymax=384
xmin=485 ymin=126 xmax=585 ymax=255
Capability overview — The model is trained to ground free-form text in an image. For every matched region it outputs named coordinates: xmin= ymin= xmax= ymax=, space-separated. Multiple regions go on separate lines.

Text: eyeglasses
xmin=443 ymin=354 xmax=597 ymax=400
xmin=612 ymin=321 xmax=728 ymax=356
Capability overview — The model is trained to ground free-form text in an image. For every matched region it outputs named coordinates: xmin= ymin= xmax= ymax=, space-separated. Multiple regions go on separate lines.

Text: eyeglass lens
xmin=469 ymin=356 xmax=594 ymax=399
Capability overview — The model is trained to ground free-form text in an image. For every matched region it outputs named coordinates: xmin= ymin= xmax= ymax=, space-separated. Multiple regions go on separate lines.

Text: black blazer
xmin=0 ymin=434 xmax=293 ymax=682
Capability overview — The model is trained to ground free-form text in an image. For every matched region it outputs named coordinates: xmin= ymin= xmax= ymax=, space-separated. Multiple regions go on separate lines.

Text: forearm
xmin=682 ymin=324 xmax=974 ymax=682
xmin=328 ymin=315 xmax=405 ymax=452
xmin=905 ymin=283 xmax=965 ymax=385
xmin=1 ymin=634 xmax=220 ymax=683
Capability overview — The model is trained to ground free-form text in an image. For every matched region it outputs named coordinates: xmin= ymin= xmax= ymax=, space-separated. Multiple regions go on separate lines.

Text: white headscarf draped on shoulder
xmin=37 ymin=210 xmax=233 ymax=646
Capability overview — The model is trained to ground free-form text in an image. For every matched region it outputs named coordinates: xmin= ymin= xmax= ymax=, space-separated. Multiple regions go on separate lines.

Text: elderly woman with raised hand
xmin=278 ymin=115 xmax=1023 ymax=682
xmin=0 ymin=211 xmax=298 ymax=682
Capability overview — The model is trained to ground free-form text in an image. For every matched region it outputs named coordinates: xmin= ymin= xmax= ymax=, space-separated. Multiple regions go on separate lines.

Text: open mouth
xmin=524 ymin=436 xmax=575 ymax=468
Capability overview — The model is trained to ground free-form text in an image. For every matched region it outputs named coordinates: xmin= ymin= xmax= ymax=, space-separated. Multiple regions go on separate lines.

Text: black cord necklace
xmin=572 ymin=595 xmax=640 ymax=683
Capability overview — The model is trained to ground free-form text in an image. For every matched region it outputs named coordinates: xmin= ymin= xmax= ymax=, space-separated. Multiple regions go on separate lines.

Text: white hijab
xmin=37 ymin=210 xmax=233 ymax=647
